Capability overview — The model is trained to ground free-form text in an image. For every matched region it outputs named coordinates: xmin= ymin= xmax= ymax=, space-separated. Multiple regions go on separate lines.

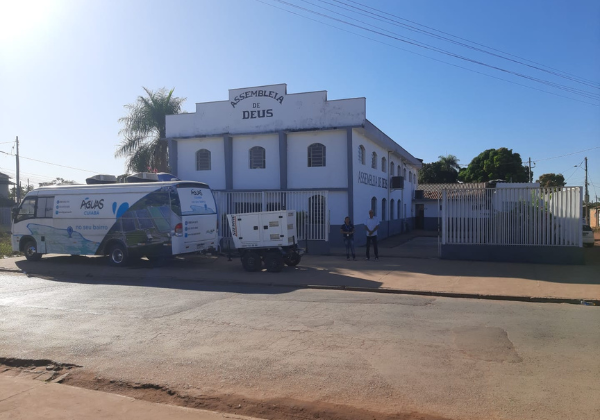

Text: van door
xmin=32 ymin=196 xmax=55 ymax=253
xmin=174 ymin=185 xmax=218 ymax=253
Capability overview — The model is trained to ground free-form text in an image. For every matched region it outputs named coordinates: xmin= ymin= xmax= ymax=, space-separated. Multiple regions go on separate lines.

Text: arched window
xmin=382 ymin=198 xmax=387 ymax=221
xmin=371 ymin=152 xmax=377 ymax=169
xmin=390 ymin=162 xmax=395 ymax=176
xmin=249 ymin=146 xmax=265 ymax=169
xmin=196 ymin=149 xmax=211 ymax=171
xmin=390 ymin=199 xmax=395 ymax=220
xmin=308 ymin=143 xmax=326 ymax=167
xmin=409 ymin=172 xmax=412 ymax=183
xmin=398 ymin=200 xmax=402 ymax=219
xmin=371 ymin=197 xmax=377 ymax=216
xmin=397 ymin=165 xmax=401 ymax=177
xmin=403 ymin=168 xmax=407 ymax=179
xmin=358 ymin=145 xmax=365 ymax=165
xmin=381 ymin=157 xmax=387 ymax=172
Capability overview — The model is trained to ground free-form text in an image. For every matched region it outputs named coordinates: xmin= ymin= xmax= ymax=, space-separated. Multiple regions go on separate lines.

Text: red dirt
xmin=0 ymin=359 xmax=452 ymax=420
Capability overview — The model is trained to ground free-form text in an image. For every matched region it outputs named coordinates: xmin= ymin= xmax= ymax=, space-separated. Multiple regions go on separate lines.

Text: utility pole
xmin=16 ymin=136 xmax=20 ymax=204
xmin=528 ymin=157 xmax=532 ymax=183
xmin=584 ymin=157 xmax=589 ymax=224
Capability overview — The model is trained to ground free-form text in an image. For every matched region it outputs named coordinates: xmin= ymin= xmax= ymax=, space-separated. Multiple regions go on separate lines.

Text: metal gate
xmin=441 ymin=186 xmax=582 ymax=246
xmin=214 ymin=191 xmax=329 ymax=246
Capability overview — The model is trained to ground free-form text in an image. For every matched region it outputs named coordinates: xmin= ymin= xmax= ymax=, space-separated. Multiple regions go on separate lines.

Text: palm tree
xmin=438 ymin=154 xmax=460 ymax=172
xmin=115 ymin=87 xmax=186 ymax=173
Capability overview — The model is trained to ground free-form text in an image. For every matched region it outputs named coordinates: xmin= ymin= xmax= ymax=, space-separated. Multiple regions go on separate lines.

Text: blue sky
xmin=1 ymin=0 xmax=598 ymax=198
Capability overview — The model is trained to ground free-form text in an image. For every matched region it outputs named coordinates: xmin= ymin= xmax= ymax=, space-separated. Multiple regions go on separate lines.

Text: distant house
xmin=0 ymin=172 xmax=14 ymax=199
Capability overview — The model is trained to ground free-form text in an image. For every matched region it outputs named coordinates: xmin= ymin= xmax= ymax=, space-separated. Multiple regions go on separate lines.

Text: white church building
xmin=165 ymin=83 xmax=422 ymax=253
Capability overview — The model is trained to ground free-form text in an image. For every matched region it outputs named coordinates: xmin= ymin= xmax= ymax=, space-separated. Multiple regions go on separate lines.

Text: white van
xmin=11 ymin=181 xmax=218 ymax=266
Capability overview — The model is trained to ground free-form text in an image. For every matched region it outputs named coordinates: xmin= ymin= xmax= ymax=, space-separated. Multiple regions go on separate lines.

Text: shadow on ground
xmin=13 ymin=254 xmax=384 ymax=294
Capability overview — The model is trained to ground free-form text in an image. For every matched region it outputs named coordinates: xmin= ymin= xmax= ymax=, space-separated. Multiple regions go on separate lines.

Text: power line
xmin=0 ymin=167 xmax=57 ymax=183
xmin=565 ymin=161 xmax=584 ymax=182
xmin=533 ymin=146 xmax=600 ymax=163
xmin=0 ymin=150 xmax=101 ymax=174
xmin=326 ymin=0 xmax=600 ymax=89
xmin=254 ymin=0 xmax=600 ymax=106
xmin=280 ymin=0 xmax=600 ymax=100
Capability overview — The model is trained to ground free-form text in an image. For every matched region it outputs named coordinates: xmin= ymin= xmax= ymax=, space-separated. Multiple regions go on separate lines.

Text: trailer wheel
xmin=241 ymin=251 xmax=261 ymax=272
xmin=284 ymin=252 xmax=301 ymax=266
xmin=264 ymin=252 xmax=284 ymax=273
xmin=107 ymin=243 xmax=128 ymax=267
xmin=23 ymin=239 xmax=42 ymax=261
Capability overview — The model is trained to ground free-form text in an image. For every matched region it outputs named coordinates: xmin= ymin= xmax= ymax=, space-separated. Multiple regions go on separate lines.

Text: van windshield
xmin=177 ymin=187 xmax=216 ymax=216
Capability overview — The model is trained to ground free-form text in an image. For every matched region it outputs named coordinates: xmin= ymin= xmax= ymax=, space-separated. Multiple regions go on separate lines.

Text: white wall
xmin=166 ymin=84 xmax=366 ymax=138
xmin=287 ymin=130 xmax=347 ymax=189
xmin=351 ymin=129 xmax=419 ymax=222
xmin=328 ymin=191 xmax=349 ymax=226
xmin=352 ymin=130 xmax=391 ymax=222
xmin=424 ymin=203 xmax=439 ymax=218
xmin=176 ymin=137 xmax=226 ymax=190
xmin=232 ymin=134 xmax=280 ymax=190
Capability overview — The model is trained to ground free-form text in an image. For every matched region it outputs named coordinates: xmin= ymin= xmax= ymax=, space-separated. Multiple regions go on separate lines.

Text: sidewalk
xmin=1 ymin=237 xmax=599 ymax=303
xmin=0 ymin=373 xmax=261 ymax=420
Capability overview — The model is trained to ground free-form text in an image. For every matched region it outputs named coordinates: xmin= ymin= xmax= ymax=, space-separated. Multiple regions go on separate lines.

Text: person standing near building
xmin=365 ymin=210 xmax=379 ymax=260
xmin=340 ymin=216 xmax=356 ymax=261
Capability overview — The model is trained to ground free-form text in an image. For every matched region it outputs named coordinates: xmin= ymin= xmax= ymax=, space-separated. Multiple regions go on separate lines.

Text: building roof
xmin=165 ymin=84 xmax=422 ymax=169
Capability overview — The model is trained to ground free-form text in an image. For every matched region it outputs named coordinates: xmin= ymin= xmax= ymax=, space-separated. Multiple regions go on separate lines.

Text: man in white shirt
xmin=365 ymin=210 xmax=379 ymax=260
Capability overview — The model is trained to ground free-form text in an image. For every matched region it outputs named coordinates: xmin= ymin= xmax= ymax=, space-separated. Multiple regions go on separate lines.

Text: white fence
xmin=214 ymin=191 xmax=329 ymax=244
xmin=441 ymin=187 xmax=582 ymax=246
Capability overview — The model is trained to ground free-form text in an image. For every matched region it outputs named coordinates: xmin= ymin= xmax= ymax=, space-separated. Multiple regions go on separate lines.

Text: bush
xmin=0 ymin=229 xmax=15 ymax=256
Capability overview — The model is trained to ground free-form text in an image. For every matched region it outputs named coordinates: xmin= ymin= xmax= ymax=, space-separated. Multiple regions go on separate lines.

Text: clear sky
xmin=1 ymin=0 xmax=598 ymax=198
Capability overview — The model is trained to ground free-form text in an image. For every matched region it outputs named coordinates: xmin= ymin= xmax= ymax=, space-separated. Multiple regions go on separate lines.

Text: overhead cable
xmin=325 ymin=0 xmax=600 ymax=89
xmin=274 ymin=0 xmax=599 ymax=100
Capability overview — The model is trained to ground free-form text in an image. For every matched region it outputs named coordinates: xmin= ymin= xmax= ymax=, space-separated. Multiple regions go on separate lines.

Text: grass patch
xmin=0 ymin=228 xmax=16 ymax=257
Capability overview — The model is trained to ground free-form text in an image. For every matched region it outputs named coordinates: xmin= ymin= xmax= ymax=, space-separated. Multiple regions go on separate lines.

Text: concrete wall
xmin=351 ymin=129 xmax=418 ymax=228
xmin=440 ymin=244 xmax=584 ymax=265
xmin=176 ymin=137 xmax=226 ymax=189
xmin=287 ymin=130 xmax=347 ymax=189
xmin=232 ymin=134 xmax=280 ymax=190
xmin=166 ymin=84 xmax=366 ymax=138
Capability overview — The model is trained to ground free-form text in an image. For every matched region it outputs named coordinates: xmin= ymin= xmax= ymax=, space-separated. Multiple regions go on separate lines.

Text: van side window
xmin=16 ymin=197 xmax=36 ymax=222
xmin=36 ymin=197 xmax=55 ymax=218
xmin=121 ymin=213 xmax=136 ymax=232
xmin=136 ymin=209 xmax=155 ymax=229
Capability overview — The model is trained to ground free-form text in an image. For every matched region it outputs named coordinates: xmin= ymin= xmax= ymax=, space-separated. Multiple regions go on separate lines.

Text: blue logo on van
xmin=112 ymin=202 xmax=130 ymax=219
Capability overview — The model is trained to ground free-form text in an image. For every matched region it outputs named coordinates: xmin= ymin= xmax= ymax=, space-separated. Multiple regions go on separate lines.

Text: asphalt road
xmin=0 ymin=271 xmax=599 ymax=420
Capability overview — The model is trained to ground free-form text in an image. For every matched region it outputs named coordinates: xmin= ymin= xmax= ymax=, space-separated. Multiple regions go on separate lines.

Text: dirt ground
xmin=0 ymin=358 xmax=451 ymax=420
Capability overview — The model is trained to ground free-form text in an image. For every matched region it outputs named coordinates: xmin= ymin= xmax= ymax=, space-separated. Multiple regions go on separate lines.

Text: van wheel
xmin=23 ymin=239 xmax=42 ymax=261
xmin=107 ymin=243 xmax=128 ymax=267
xmin=284 ymin=252 xmax=301 ymax=266
xmin=264 ymin=252 xmax=284 ymax=273
xmin=241 ymin=251 xmax=261 ymax=272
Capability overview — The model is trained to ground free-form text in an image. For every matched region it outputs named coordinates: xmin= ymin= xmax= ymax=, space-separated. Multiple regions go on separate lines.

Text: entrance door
xmin=416 ymin=204 xmax=425 ymax=229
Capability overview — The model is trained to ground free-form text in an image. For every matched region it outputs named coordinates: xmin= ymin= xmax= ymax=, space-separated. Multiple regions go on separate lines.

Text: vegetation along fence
xmin=441 ymin=187 xmax=582 ymax=246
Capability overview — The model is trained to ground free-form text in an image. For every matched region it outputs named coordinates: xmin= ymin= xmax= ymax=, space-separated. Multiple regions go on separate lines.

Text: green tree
xmin=38 ymin=177 xmax=77 ymax=187
xmin=419 ymin=161 xmax=459 ymax=183
xmin=458 ymin=148 xmax=530 ymax=183
xmin=115 ymin=87 xmax=186 ymax=173
xmin=437 ymin=154 xmax=461 ymax=172
xmin=8 ymin=184 xmax=34 ymax=203
xmin=537 ymin=173 xmax=566 ymax=188
xmin=418 ymin=154 xmax=460 ymax=183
